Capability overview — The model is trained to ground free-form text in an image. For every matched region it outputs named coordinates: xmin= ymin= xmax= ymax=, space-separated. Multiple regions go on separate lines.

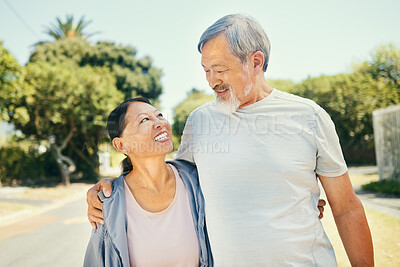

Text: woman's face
xmin=115 ymin=102 xmax=173 ymax=158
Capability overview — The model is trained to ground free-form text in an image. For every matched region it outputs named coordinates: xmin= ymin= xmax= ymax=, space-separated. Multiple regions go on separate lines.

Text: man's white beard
xmin=215 ymin=83 xmax=253 ymax=114
xmin=215 ymin=86 xmax=240 ymax=114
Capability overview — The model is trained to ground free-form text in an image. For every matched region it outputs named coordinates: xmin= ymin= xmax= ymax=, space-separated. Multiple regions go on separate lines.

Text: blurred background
xmin=0 ymin=0 xmax=399 ymax=266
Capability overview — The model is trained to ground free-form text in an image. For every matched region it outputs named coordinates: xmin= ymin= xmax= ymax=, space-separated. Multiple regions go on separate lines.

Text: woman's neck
xmin=125 ymin=155 xmax=172 ymax=191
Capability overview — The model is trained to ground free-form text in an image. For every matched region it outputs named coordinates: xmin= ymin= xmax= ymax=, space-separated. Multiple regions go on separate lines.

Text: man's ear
xmin=112 ymin=137 xmax=127 ymax=154
xmin=251 ymin=51 xmax=265 ymax=75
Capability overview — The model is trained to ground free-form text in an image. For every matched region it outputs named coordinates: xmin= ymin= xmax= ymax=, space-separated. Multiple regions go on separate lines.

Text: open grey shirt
xmin=84 ymin=159 xmax=213 ymax=267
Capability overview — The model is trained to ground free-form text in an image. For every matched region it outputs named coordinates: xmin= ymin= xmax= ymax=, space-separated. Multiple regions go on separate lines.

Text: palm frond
xmin=43 ymin=15 xmax=99 ymax=40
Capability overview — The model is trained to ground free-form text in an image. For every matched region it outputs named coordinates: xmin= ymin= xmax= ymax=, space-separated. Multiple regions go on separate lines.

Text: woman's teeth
xmin=154 ymin=132 xmax=168 ymax=141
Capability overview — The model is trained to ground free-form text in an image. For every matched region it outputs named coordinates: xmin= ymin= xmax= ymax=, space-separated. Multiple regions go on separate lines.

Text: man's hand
xmin=317 ymin=199 xmax=326 ymax=219
xmin=87 ymin=177 xmax=116 ymax=229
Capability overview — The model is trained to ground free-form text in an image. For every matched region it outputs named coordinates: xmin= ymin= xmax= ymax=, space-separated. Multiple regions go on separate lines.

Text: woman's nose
xmin=153 ymin=117 xmax=166 ymax=129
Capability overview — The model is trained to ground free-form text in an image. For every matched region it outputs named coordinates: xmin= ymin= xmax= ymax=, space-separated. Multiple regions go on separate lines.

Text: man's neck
xmin=239 ymin=80 xmax=273 ymax=108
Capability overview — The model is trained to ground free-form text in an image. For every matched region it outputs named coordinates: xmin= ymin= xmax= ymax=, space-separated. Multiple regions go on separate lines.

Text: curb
xmin=0 ymin=188 xmax=89 ymax=228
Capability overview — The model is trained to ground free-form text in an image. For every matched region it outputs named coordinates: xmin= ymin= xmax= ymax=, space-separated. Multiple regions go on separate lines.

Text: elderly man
xmin=87 ymin=14 xmax=373 ymax=266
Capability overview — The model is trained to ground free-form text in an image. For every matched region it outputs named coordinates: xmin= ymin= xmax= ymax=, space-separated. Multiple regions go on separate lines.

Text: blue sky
xmin=1 ymin=0 xmax=399 ymax=120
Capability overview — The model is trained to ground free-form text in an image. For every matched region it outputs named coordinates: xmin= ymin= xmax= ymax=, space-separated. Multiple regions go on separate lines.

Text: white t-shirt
xmin=176 ymin=89 xmax=347 ymax=266
xmin=124 ymin=165 xmax=199 ymax=267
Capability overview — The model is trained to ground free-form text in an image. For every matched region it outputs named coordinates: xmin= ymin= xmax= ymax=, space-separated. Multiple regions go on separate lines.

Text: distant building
xmin=0 ymin=121 xmax=16 ymax=144
xmin=98 ymin=151 xmax=111 ymax=174
xmin=373 ymin=104 xmax=400 ymax=181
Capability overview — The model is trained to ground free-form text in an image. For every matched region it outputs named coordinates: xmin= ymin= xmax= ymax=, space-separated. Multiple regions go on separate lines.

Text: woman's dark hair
xmin=106 ymin=97 xmax=152 ymax=173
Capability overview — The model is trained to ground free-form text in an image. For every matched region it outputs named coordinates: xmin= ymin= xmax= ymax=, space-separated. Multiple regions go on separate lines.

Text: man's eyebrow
xmin=202 ymin=63 xmax=227 ymax=68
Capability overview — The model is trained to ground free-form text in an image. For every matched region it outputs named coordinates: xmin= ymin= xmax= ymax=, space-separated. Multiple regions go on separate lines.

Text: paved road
xmin=356 ymin=189 xmax=400 ymax=219
xmin=316 ymin=166 xmax=400 ymax=219
xmin=0 ymin=197 xmax=92 ymax=267
xmin=0 ymin=166 xmax=398 ymax=266
xmin=347 ymin=166 xmax=400 ymax=219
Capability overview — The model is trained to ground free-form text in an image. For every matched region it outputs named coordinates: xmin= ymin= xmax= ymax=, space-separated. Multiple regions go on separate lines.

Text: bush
xmin=361 ymin=179 xmax=400 ymax=196
xmin=0 ymin=145 xmax=60 ymax=186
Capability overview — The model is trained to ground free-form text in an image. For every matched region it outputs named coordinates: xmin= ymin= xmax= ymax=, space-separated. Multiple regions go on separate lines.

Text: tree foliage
xmin=0 ymin=41 xmax=24 ymax=120
xmin=281 ymin=44 xmax=400 ymax=164
xmin=1 ymin=16 xmax=163 ymax=184
xmin=0 ymin=141 xmax=59 ymax=186
xmin=266 ymin=79 xmax=296 ymax=92
xmin=29 ymin=38 xmax=163 ymax=103
xmin=29 ymin=62 xmax=122 ymax=184
xmin=172 ymin=88 xmax=214 ymax=148
xmin=0 ymin=44 xmax=60 ymax=185
xmin=357 ymin=43 xmax=400 ymax=87
xmin=0 ymin=46 xmax=124 ymax=184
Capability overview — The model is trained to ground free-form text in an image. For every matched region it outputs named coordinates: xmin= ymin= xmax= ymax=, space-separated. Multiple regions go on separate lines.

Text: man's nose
xmin=208 ymin=72 xmax=221 ymax=88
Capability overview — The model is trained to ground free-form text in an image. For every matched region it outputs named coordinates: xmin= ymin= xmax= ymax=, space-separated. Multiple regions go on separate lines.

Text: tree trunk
xmin=93 ymin=128 xmax=101 ymax=175
xmin=53 ymin=122 xmax=76 ymax=186
xmin=55 ymin=148 xmax=75 ymax=186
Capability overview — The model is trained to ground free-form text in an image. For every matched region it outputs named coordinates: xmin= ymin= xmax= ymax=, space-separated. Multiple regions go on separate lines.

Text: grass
xmin=322 ymin=206 xmax=400 ymax=266
xmin=362 ymin=179 xmax=400 ymax=196
xmin=319 ymin=172 xmax=400 ymax=266
xmin=350 ymin=173 xmax=379 ymax=187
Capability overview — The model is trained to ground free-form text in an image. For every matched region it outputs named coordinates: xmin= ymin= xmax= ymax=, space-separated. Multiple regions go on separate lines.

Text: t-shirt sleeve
xmin=175 ymin=113 xmax=195 ymax=164
xmin=314 ymin=108 xmax=348 ymax=177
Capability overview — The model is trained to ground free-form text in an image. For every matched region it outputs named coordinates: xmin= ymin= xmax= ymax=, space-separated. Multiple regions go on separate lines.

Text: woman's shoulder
xmin=167 ymin=159 xmax=197 ymax=173
xmin=114 ymin=173 xmax=128 ymax=188
xmin=167 ymin=160 xmax=199 ymax=187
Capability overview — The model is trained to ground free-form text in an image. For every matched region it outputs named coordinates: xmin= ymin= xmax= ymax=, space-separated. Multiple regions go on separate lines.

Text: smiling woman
xmin=107 ymin=97 xmax=173 ymax=171
xmin=83 ymin=97 xmax=213 ymax=267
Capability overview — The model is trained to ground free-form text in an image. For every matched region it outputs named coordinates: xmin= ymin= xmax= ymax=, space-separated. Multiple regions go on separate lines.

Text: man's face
xmin=201 ymin=35 xmax=253 ymax=112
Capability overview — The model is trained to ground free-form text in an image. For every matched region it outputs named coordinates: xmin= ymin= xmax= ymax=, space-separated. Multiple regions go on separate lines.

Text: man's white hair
xmin=198 ymin=14 xmax=271 ymax=72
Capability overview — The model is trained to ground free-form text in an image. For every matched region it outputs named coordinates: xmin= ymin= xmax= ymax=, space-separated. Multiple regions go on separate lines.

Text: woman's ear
xmin=112 ymin=137 xmax=127 ymax=154
xmin=251 ymin=51 xmax=265 ymax=75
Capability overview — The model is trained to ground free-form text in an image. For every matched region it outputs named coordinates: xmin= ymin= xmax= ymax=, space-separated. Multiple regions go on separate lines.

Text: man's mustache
xmin=213 ymin=85 xmax=230 ymax=91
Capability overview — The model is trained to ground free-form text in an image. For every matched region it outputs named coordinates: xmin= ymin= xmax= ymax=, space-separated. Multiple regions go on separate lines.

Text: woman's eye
xmin=140 ymin=118 xmax=149 ymax=123
xmin=217 ymin=70 xmax=226 ymax=74
xmin=157 ymin=113 xmax=163 ymax=118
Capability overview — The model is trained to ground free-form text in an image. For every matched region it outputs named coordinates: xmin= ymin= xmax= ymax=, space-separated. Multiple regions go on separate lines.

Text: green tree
xmin=278 ymin=44 xmax=400 ymax=164
xmin=0 ymin=41 xmax=24 ymax=121
xmin=0 ymin=139 xmax=60 ymax=186
xmin=23 ymin=17 xmax=162 ymax=183
xmin=266 ymin=79 xmax=297 ymax=92
xmin=289 ymin=70 xmax=399 ymax=164
xmin=44 ymin=15 xmax=98 ymax=40
xmin=0 ymin=44 xmax=59 ymax=185
xmin=29 ymin=38 xmax=163 ymax=103
xmin=172 ymin=88 xmax=214 ymax=148
xmin=356 ymin=43 xmax=400 ymax=88
xmin=2 ymin=17 xmax=163 ymax=184
xmin=1 ymin=60 xmax=123 ymax=185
